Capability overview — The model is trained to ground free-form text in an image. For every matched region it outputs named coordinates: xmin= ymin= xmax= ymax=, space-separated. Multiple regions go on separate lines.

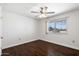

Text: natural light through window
xmin=48 ymin=18 xmax=67 ymax=33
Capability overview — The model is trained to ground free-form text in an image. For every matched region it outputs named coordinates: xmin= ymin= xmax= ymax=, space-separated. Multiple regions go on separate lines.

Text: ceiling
xmin=1 ymin=3 xmax=79 ymax=19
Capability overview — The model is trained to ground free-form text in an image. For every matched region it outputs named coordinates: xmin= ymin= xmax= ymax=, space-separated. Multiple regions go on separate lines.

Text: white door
xmin=0 ymin=6 xmax=2 ymax=56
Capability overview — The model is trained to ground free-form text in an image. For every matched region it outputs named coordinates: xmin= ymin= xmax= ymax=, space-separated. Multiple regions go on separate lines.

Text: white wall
xmin=2 ymin=11 xmax=39 ymax=49
xmin=2 ymin=5 xmax=79 ymax=51
xmin=0 ymin=6 xmax=2 ymax=55
xmin=39 ymin=9 xmax=79 ymax=50
xmin=0 ymin=19 xmax=1 ymax=56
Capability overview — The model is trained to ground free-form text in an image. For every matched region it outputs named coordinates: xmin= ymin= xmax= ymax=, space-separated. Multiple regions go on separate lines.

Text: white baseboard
xmin=2 ymin=39 xmax=79 ymax=51
xmin=42 ymin=39 xmax=79 ymax=50
xmin=2 ymin=39 xmax=37 ymax=49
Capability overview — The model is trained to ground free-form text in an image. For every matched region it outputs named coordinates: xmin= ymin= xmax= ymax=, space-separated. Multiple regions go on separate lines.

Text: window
xmin=47 ymin=18 xmax=67 ymax=33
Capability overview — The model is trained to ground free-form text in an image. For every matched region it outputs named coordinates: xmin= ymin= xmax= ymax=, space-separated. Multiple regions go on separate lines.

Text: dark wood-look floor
xmin=2 ymin=40 xmax=79 ymax=56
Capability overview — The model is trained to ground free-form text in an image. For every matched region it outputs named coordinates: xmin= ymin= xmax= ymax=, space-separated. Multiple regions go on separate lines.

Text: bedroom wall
xmin=2 ymin=10 xmax=39 ymax=49
xmin=39 ymin=9 xmax=79 ymax=50
xmin=0 ymin=6 xmax=2 ymax=55
xmin=1 ymin=4 xmax=79 ymax=51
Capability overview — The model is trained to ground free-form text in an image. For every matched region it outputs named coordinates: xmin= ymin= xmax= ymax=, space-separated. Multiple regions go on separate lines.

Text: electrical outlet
xmin=45 ymin=32 xmax=48 ymax=34
xmin=72 ymin=40 xmax=75 ymax=43
xmin=19 ymin=38 xmax=21 ymax=40
xmin=1 ymin=36 xmax=3 ymax=39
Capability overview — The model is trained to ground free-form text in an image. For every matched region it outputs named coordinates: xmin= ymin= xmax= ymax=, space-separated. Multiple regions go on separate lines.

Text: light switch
xmin=1 ymin=36 xmax=3 ymax=39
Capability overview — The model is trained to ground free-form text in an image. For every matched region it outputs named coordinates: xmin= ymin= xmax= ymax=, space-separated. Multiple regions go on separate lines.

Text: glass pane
xmin=56 ymin=20 xmax=66 ymax=31
xmin=61 ymin=20 xmax=66 ymax=30
xmin=48 ymin=22 xmax=55 ymax=31
xmin=56 ymin=21 xmax=62 ymax=30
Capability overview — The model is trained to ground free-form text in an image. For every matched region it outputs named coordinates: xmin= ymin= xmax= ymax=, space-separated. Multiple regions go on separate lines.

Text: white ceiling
xmin=1 ymin=3 xmax=79 ymax=19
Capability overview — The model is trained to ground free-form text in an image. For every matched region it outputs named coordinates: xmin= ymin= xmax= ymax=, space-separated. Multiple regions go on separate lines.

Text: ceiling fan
xmin=31 ymin=6 xmax=55 ymax=18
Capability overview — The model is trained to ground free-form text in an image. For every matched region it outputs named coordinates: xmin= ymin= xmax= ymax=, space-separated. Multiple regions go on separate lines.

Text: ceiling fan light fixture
xmin=31 ymin=6 xmax=55 ymax=18
xmin=39 ymin=14 xmax=47 ymax=18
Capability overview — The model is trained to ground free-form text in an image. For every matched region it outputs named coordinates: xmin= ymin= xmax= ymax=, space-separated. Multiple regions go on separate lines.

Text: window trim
xmin=46 ymin=17 xmax=68 ymax=34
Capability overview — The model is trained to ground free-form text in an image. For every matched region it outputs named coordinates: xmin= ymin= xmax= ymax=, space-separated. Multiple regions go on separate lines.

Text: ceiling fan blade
xmin=45 ymin=12 xmax=55 ymax=14
xmin=31 ymin=11 xmax=39 ymax=13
